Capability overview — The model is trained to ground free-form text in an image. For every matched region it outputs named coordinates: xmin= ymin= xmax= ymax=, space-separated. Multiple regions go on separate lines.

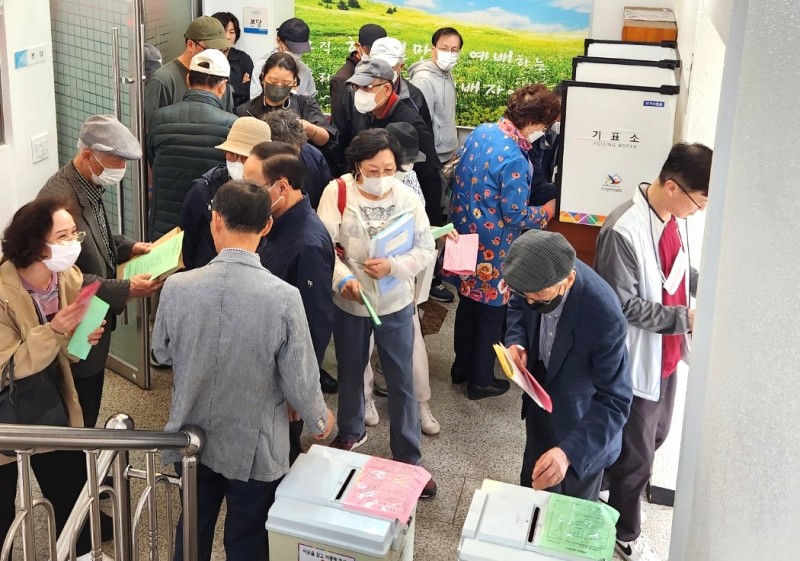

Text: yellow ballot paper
xmin=67 ymin=296 xmax=110 ymax=360
xmin=118 ymin=227 xmax=185 ymax=281
xmin=493 ymin=343 xmax=553 ymax=412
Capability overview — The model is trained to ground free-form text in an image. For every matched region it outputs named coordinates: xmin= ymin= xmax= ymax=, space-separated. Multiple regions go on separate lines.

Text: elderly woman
xmin=0 ymin=197 xmax=107 ymax=561
xmin=447 ymin=83 xmax=560 ymax=401
xmin=317 ymin=128 xmax=437 ymax=497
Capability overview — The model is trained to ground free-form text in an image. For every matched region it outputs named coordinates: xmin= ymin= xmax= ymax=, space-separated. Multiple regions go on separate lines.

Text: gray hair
xmin=260 ymin=110 xmax=307 ymax=149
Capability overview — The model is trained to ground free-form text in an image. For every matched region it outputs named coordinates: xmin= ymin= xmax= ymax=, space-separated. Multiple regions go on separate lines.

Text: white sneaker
xmin=419 ymin=401 xmax=441 ymax=435
xmin=77 ymin=553 xmax=114 ymax=561
xmin=599 ymin=489 xmax=610 ymax=503
xmin=615 ymin=534 xmax=661 ymax=561
xmin=364 ymin=398 xmax=380 ymax=426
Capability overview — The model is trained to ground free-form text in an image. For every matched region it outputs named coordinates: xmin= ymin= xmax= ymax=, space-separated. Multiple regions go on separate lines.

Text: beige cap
xmin=216 ymin=117 xmax=272 ymax=156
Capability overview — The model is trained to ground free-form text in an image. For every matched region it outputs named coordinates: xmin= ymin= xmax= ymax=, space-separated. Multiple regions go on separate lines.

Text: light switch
xmin=31 ymin=133 xmax=48 ymax=164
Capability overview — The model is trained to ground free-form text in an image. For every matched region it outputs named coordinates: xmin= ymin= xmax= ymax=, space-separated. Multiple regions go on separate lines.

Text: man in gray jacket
xmin=153 ymin=180 xmax=334 ymax=561
xmin=408 ymin=27 xmax=463 ymax=163
xmin=38 ymin=115 xmax=162 ymax=428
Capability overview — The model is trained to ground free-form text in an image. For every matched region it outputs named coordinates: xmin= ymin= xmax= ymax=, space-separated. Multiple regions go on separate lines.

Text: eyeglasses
xmin=510 ymin=281 xmax=564 ymax=304
xmin=53 ymin=231 xmax=86 ymax=245
xmin=356 ymin=82 xmax=388 ymax=92
xmin=435 ymin=47 xmax=461 ymax=54
xmin=673 ymin=180 xmax=706 ymax=210
xmin=358 ymin=165 xmax=396 ymax=179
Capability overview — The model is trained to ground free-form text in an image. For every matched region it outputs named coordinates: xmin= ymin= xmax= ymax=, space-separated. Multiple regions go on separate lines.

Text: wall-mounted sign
xmin=243 ymin=7 xmax=269 ymax=35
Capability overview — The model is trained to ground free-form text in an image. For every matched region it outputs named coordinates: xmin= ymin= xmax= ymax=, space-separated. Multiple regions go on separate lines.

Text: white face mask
xmin=227 ymin=160 xmax=244 ymax=181
xmin=43 ymin=241 xmax=82 ymax=273
xmin=354 ymin=89 xmax=379 ymax=114
xmin=527 ymin=130 xmax=545 ymax=144
xmin=268 ymin=183 xmax=284 ymax=209
xmin=358 ymin=167 xmax=395 ymax=197
xmin=91 ymin=154 xmax=126 ymax=186
xmin=550 ymin=122 xmax=561 ymax=135
xmin=435 ymin=51 xmax=459 ymax=72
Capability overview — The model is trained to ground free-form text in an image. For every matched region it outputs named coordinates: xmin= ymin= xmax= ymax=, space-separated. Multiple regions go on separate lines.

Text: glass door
xmin=50 ymin=0 xmax=196 ymax=388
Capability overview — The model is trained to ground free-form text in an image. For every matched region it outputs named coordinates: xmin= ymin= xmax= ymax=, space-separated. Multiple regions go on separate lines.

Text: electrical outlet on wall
xmin=31 ymin=133 xmax=48 ymax=164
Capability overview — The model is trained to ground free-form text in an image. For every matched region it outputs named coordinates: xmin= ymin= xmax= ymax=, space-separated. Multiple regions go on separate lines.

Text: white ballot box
xmin=267 ymin=445 xmax=418 ymax=561
xmin=458 ymin=480 xmax=618 ymax=561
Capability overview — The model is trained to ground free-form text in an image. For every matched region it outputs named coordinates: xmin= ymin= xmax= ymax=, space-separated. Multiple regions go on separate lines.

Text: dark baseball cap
xmin=359 ymin=24 xmax=387 ymax=48
xmin=184 ymin=16 xmax=230 ymax=50
xmin=346 ymin=59 xmax=395 ymax=87
xmin=277 ymin=18 xmax=311 ymax=54
xmin=386 ymin=122 xmax=426 ymax=164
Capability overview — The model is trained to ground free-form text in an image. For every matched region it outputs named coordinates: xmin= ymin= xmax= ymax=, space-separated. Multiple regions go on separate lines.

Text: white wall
xmin=0 ymin=0 xmax=58 ymax=230
xmin=589 ymin=0 xmax=676 ymax=40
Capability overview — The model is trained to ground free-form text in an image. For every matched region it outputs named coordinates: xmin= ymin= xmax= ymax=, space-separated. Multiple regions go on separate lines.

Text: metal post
xmin=15 ymin=452 xmax=35 ymax=560
xmin=113 ymin=448 xmax=132 ymax=561
xmin=85 ymin=450 xmax=103 ymax=560
xmin=145 ymin=452 xmax=159 ymax=561
xmin=180 ymin=455 xmax=199 ymax=561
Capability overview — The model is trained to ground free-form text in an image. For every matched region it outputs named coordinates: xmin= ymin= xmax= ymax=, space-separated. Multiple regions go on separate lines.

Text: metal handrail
xmin=0 ymin=414 xmax=204 ymax=561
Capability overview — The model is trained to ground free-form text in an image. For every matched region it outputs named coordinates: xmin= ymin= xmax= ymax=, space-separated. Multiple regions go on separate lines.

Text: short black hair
xmin=188 ymin=68 xmax=228 ymax=89
xmin=261 ymin=110 xmax=306 ymax=149
xmin=212 ymin=11 xmax=241 ymax=43
xmin=211 ymin=181 xmax=271 ymax=234
xmin=2 ymin=197 xmax=75 ymax=268
xmin=432 ymin=27 xmax=463 ymax=49
xmin=658 ymin=143 xmax=713 ymax=196
xmin=251 ymin=141 xmax=305 ymax=190
xmin=260 ymin=52 xmax=300 ymax=87
xmin=345 ymin=128 xmax=403 ymax=175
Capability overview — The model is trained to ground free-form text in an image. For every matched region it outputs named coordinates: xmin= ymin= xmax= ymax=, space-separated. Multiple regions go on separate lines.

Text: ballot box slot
xmin=527 ymin=506 xmax=541 ymax=544
xmin=335 ymin=468 xmax=357 ymax=501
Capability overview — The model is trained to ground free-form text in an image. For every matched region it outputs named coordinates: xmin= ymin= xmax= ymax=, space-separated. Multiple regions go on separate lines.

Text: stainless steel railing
xmin=0 ymin=414 xmax=204 ymax=561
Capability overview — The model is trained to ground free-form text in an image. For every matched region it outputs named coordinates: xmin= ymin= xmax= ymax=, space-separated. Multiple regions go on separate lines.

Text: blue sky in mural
xmin=381 ymin=0 xmax=592 ymax=32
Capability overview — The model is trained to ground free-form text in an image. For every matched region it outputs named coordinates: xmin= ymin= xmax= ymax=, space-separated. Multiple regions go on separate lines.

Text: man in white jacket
xmin=594 ymin=143 xmax=712 ymax=561
xmin=408 ymin=27 xmax=462 ymax=164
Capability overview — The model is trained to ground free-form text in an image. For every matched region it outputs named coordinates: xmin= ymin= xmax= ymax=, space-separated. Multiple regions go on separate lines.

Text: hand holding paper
xmin=67 ymin=296 xmax=111 ymax=360
xmin=443 ymin=233 xmax=479 ymax=276
xmin=493 ymin=343 xmax=553 ymax=413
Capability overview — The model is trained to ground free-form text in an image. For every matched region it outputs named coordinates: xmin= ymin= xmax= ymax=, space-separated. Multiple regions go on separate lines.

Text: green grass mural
xmin=297 ymin=0 xmax=585 ymax=127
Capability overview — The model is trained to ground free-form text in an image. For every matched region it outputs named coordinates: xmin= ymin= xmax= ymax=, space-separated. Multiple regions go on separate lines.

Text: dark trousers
xmin=452 ymin=295 xmax=507 ymax=386
xmin=607 ymin=373 xmax=678 ymax=542
xmin=289 ymin=420 xmax=303 ymax=465
xmin=173 ymin=463 xmax=282 ymax=561
xmin=73 ymin=370 xmax=106 ymax=428
xmin=0 ymin=451 xmax=92 ymax=557
xmin=520 ymin=397 xmax=603 ymax=501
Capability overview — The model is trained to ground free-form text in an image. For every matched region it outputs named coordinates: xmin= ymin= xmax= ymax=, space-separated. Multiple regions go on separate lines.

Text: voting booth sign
xmin=557 ymin=82 xmax=679 ymax=226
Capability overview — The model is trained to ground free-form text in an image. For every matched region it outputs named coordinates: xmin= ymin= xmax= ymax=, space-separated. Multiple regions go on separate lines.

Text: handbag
xmin=0 ymin=355 xmax=69 ymax=427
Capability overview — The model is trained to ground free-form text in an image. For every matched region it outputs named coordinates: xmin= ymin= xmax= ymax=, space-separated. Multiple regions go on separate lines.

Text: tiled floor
xmin=16 ymin=298 xmax=675 ymax=559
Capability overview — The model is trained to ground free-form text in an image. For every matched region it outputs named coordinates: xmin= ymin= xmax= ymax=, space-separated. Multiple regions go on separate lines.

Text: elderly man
xmin=154 ymin=180 xmax=334 ymax=561
xmin=330 ymin=23 xmax=386 ymax=111
xmin=148 ymin=49 xmax=237 ymax=240
xmin=38 ymin=115 xmax=162 ymax=428
xmin=370 ymin=37 xmax=432 ymax=128
xmin=504 ymin=230 xmax=632 ymax=501
xmin=179 ymin=116 xmax=272 ymax=269
xmin=144 ymin=15 xmax=234 ymax=124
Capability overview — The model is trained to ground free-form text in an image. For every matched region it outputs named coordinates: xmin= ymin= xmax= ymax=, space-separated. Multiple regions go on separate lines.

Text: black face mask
xmin=525 ymin=282 xmax=566 ymax=314
xmin=263 ymin=83 xmax=292 ymax=104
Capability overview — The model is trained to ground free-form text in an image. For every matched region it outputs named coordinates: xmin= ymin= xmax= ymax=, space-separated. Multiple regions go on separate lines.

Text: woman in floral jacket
xmin=446 ymin=84 xmax=560 ymax=400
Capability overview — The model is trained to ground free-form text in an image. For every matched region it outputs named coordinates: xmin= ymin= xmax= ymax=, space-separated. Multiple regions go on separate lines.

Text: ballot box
xmin=267 ymin=445 xmax=425 ymax=561
xmin=458 ymin=480 xmax=619 ymax=561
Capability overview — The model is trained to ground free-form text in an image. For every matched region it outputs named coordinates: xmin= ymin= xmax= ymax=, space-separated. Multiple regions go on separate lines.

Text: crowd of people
xmin=0 ymin=12 xmax=714 ymax=561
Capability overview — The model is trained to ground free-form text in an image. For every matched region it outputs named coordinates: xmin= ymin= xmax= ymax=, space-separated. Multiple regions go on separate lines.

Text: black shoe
xmin=319 ymin=368 xmax=338 ymax=394
xmin=468 ymin=378 xmax=511 ymax=400
xmin=428 ymin=282 xmax=454 ymax=303
xmin=420 ymin=477 xmax=438 ymax=499
xmin=450 ymin=364 xmax=469 ymax=385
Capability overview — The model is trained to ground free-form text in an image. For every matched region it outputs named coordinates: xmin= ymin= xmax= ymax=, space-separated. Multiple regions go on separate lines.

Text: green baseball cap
xmin=184 ymin=16 xmax=230 ymax=50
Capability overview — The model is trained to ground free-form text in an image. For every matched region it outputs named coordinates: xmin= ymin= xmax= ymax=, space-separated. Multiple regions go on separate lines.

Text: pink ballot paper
xmin=443 ymin=233 xmax=479 ymax=276
xmin=493 ymin=343 xmax=553 ymax=412
xmin=342 ymin=457 xmax=431 ymax=523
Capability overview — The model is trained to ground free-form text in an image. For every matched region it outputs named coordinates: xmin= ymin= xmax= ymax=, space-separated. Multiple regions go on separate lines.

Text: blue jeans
xmin=333 ymin=304 xmax=422 ymax=465
xmin=173 ymin=462 xmax=282 ymax=561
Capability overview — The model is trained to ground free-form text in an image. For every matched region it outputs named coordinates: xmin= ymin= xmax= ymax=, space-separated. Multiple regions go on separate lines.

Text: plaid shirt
xmin=73 ymin=164 xmax=116 ymax=266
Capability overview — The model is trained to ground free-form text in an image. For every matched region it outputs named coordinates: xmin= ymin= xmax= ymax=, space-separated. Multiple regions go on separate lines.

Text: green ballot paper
xmin=123 ymin=230 xmax=184 ymax=280
xmin=431 ymin=223 xmax=455 ymax=239
xmin=538 ymin=494 xmax=619 ymax=560
xmin=360 ymin=290 xmax=382 ymax=327
xmin=67 ymin=296 xmax=110 ymax=360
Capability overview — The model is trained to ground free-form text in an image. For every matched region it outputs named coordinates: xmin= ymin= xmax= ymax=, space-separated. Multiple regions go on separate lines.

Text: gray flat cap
xmin=504 ymin=230 xmax=576 ymax=293
xmin=78 ymin=115 xmax=142 ymax=160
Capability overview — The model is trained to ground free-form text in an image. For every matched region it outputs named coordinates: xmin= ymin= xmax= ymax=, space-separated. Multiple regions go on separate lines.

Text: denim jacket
xmin=153 ymin=249 xmax=329 ymax=482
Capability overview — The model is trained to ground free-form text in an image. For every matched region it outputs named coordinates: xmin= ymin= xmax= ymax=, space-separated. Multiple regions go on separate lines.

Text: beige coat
xmin=0 ymin=261 xmax=84 ymax=464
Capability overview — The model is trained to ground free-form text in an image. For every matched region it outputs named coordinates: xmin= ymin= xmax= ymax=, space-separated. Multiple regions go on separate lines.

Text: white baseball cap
xmin=370 ymin=37 xmax=405 ymax=66
xmin=189 ymin=49 xmax=230 ymax=78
